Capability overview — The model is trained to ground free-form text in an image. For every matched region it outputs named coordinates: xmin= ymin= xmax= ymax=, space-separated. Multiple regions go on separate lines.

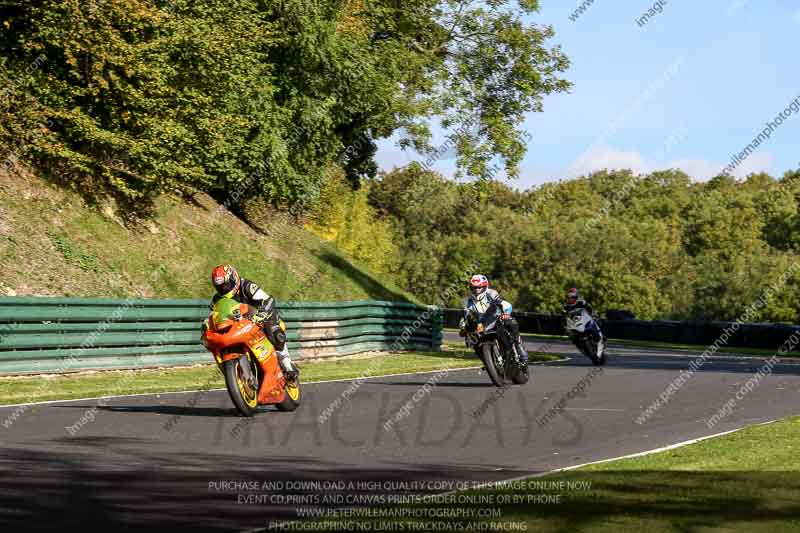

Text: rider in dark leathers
xmin=206 ymin=264 xmax=298 ymax=379
xmin=458 ymin=274 xmax=528 ymax=364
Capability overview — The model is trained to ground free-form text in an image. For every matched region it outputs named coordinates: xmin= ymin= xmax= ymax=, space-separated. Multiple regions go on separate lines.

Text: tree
xmin=0 ymin=0 xmax=571 ymax=213
xmin=360 ymin=0 xmax=571 ymax=182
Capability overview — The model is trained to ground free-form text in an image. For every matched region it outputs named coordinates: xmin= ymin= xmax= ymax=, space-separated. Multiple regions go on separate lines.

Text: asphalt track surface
xmin=2 ymin=336 xmax=800 ymax=530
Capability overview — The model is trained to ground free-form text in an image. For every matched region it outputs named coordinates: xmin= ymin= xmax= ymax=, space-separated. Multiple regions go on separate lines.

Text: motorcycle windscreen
xmin=480 ymin=302 xmax=500 ymax=328
xmin=568 ymin=309 xmax=588 ymax=331
xmin=211 ymin=297 xmax=243 ymax=329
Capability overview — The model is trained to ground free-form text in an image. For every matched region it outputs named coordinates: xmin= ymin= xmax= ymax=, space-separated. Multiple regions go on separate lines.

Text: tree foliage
xmin=0 ymin=0 xmax=569 ymax=213
xmin=360 ymin=165 xmax=800 ymax=321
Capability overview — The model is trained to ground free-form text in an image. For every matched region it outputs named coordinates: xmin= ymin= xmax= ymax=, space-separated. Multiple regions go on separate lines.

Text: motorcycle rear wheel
xmin=224 ymin=356 xmax=259 ymax=417
xmin=481 ymin=342 xmax=505 ymax=387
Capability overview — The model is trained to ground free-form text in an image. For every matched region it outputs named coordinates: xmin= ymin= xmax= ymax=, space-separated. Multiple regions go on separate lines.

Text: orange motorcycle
xmin=201 ymin=297 xmax=300 ymax=416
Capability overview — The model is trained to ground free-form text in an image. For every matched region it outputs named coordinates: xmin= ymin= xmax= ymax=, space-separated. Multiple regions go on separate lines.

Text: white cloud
xmin=664 ymin=158 xmax=721 ymax=180
xmin=375 ymin=148 xmax=415 ymax=170
xmin=558 ymin=145 xmax=774 ymax=183
xmin=726 ymin=0 xmax=751 ymax=17
xmin=725 ymin=151 xmax=774 ymax=178
xmin=666 ymin=152 xmax=773 ymax=180
xmin=567 ymin=146 xmax=649 ymax=178
xmin=381 ymin=142 xmax=776 ymax=190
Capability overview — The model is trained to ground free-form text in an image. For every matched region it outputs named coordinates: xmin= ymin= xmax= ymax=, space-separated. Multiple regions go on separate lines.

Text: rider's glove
xmin=252 ymin=311 xmax=271 ymax=324
xmin=500 ymin=313 xmax=511 ymax=321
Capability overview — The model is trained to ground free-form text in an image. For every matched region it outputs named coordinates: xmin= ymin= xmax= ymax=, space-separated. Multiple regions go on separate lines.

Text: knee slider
xmin=272 ymin=326 xmax=287 ymax=345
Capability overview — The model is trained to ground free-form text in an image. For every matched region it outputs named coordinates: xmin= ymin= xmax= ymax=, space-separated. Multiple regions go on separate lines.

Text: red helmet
xmin=566 ymin=287 xmax=579 ymax=305
xmin=470 ymin=274 xmax=489 ymax=297
xmin=211 ymin=264 xmax=240 ymax=298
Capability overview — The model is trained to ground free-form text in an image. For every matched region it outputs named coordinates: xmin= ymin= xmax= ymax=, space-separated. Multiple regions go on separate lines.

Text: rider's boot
xmin=278 ymin=347 xmax=299 ymax=381
xmin=516 ymin=337 xmax=529 ymax=365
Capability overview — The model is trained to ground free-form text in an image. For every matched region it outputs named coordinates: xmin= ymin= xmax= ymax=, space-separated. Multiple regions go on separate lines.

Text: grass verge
xmin=0 ymin=346 xmax=558 ymax=405
xmin=603 ymin=337 xmax=792 ymax=357
xmin=0 ymin=167 xmax=415 ymax=302
xmin=291 ymin=417 xmax=800 ymax=532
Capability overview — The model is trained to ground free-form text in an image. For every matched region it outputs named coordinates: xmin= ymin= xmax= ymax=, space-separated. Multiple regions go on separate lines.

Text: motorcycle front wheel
xmin=276 ymin=375 xmax=301 ymax=412
xmin=584 ymin=338 xmax=604 ymax=366
xmin=511 ymin=362 xmax=529 ymax=384
xmin=595 ymin=339 xmax=607 ymax=366
xmin=224 ymin=355 xmax=259 ymax=417
xmin=480 ymin=342 xmax=505 ymax=387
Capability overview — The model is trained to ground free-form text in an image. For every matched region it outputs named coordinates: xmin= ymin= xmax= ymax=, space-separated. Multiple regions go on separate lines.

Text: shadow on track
xmin=0 ymin=445 xmax=535 ymax=530
xmin=365 ymin=381 xmax=492 ymax=388
xmin=545 ymin=350 xmax=800 ymax=376
xmin=54 ymin=404 xmax=238 ymax=418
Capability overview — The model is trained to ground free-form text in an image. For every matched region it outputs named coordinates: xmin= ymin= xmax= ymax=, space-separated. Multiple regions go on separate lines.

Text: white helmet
xmin=470 ymin=274 xmax=489 ymax=301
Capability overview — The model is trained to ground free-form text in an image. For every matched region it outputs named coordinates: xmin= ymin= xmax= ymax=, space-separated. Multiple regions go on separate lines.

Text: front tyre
xmin=276 ymin=375 xmax=301 ymax=412
xmin=511 ymin=363 xmax=529 ymax=384
xmin=223 ymin=356 xmax=259 ymax=417
xmin=595 ymin=340 xmax=607 ymax=366
xmin=480 ymin=342 xmax=505 ymax=387
xmin=586 ymin=338 xmax=603 ymax=366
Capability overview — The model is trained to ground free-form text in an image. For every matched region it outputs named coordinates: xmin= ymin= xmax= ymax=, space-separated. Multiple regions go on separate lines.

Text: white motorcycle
xmin=565 ymin=308 xmax=607 ymax=366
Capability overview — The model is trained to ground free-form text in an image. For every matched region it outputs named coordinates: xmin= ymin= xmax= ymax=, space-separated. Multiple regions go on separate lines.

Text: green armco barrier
xmin=0 ymin=297 xmax=442 ymax=375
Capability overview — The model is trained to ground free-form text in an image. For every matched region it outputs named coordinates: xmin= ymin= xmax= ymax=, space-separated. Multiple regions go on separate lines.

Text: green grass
xmin=46 ymin=229 xmax=103 ymax=274
xmin=474 ymin=417 xmax=800 ymax=532
xmin=297 ymin=417 xmax=800 ymax=533
xmin=0 ymin=347 xmax=557 ymax=405
xmin=0 ymin=169 xmax=416 ymax=302
xmin=603 ymin=337 xmax=791 ymax=357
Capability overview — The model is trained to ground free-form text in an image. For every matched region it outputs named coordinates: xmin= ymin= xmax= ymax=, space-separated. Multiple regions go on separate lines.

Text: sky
xmin=374 ymin=0 xmax=800 ymax=190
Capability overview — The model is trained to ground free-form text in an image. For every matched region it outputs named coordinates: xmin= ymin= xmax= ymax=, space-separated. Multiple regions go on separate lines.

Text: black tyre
xmin=511 ymin=363 xmax=529 ymax=384
xmin=223 ymin=356 xmax=259 ymax=417
xmin=276 ymin=374 xmax=301 ymax=412
xmin=596 ymin=341 xmax=607 ymax=366
xmin=480 ymin=342 xmax=505 ymax=387
xmin=586 ymin=339 xmax=603 ymax=366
